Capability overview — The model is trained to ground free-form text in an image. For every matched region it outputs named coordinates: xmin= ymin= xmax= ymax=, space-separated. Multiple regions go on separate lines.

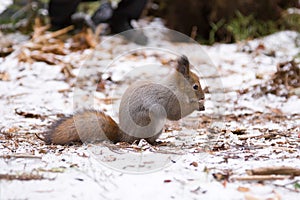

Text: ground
xmin=0 ymin=21 xmax=299 ymax=200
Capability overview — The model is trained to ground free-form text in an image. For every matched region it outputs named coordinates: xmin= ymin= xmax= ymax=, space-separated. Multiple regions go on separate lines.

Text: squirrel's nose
xmin=198 ymin=100 xmax=205 ymax=111
xmin=199 ymin=105 xmax=205 ymax=111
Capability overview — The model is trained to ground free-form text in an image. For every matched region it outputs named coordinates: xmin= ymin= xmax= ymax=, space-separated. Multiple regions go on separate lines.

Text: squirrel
xmin=42 ymin=55 xmax=205 ymax=145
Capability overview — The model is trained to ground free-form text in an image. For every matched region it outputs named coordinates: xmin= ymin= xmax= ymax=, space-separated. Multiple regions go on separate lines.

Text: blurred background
xmin=0 ymin=0 xmax=300 ymax=44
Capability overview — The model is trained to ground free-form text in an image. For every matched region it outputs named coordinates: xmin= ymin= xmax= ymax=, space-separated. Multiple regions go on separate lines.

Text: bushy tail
xmin=40 ymin=110 xmax=121 ymax=145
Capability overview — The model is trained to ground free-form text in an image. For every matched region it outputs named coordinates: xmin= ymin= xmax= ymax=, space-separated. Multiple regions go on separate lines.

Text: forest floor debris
xmin=0 ymin=25 xmax=299 ymax=199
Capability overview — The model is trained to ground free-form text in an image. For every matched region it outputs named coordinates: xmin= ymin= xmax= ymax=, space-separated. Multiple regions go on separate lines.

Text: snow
xmin=0 ymin=19 xmax=300 ymax=200
xmin=0 ymin=0 xmax=12 ymax=14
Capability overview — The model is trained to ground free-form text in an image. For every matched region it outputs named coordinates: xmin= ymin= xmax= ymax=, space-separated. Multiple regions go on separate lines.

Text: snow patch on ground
xmin=0 ymin=23 xmax=299 ymax=200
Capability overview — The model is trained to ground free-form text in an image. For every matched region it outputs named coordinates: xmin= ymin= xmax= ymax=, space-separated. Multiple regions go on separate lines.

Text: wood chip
xmin=0 ymin=72 xmax=10 ymax=81
xmin=237 ymin=186 xmax=250 ymax=192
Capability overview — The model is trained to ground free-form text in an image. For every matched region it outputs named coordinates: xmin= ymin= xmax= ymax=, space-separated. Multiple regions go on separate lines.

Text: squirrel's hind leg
xmin=145 ymin=129 xmax=163 ymax=145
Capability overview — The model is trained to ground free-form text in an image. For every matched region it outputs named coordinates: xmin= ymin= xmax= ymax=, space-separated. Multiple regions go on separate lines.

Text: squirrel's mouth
xmin=198 ymin=100 xmax=205 ymax=111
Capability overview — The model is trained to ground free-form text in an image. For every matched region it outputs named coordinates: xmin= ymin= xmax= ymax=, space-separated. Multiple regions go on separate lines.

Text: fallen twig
xmin=246 ymin=166 xmax=300 ymax=176
xmin=0 ymin=154 xmax=42 ymax=159
xmin=238 ymin=134 xmax=262 ymax=140
xmin=273 ymin=180 xmax=300 ymax=193
xmin=33 ymin=25 xmax=74 ymax=43
xmin=0 ymin=173 xmax=49 ymax=181
xmin=232 ymin=175 xmax=289 ymax=181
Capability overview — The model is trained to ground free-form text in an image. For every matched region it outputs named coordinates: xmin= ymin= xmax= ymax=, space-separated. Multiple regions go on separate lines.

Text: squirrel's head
xmin=175 ymin=55 xmax=205 ymax=111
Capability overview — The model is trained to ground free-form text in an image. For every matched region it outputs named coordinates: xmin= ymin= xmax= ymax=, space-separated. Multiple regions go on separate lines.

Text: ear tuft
xmin=176 ymin=55 xmax=190 ymax=76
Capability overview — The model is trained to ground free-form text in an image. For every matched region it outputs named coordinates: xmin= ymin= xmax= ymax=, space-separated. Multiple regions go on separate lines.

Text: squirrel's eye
xmin=193 ymin=84 xmax=199 ymax=90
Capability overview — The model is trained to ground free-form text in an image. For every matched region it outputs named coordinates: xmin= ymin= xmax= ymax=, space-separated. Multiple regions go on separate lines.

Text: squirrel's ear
xmin=176 ymin=55 xmax=190 ymax=76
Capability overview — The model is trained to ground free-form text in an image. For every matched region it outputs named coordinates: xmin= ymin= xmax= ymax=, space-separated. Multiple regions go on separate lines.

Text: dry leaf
xmin=190 ymin=161 xmax=198 ymax=167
